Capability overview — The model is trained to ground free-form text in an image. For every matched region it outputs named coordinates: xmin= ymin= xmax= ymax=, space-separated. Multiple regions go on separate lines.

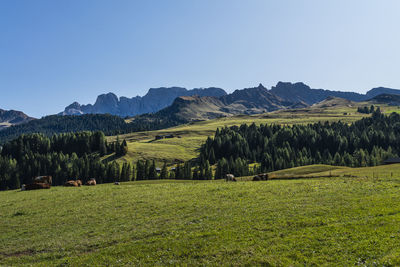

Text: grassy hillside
xmin=2 ymin=164 xmax=400 ymax=265
xmin=266 ymin=164 xmax=350 ymax=178
xmin=111 ymin=102 xmax=389 ymax=165
xmin=267 ymin=163 xmax=400 ymax=180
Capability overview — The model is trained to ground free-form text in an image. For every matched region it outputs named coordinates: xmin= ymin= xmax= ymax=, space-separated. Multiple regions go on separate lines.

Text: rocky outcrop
xmin=220 ymin=84 xmax=294 ymax=114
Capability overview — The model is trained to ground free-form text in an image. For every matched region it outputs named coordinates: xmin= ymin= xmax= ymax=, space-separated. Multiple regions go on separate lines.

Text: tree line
xmin=357 ymin=105 xmax=378 ymax=114
xmin=0 ymin=113 xmax=185 ymax=144
xmin=0 ymin=131 xmax=130 ymax=190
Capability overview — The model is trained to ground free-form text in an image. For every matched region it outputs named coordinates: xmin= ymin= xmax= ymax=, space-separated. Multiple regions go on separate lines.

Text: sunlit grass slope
xmin=267 ymin=163 xmax=400 ymax=180
xmin=267 ymin=164 xmax=350 ymax=178
xmin=2 ymin=167 xmax=400 ymax=265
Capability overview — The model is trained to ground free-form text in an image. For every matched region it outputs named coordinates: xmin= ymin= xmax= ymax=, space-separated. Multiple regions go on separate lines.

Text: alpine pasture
xmin=2 ymin=164 xmax=400 ymax=266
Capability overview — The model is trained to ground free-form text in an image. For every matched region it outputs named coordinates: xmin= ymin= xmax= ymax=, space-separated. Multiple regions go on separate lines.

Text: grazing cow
xmin=253 ymin=173 xmax=269 ymax=181
xmin=34 ymin=176 xmax=52 ymax=185
xmin=23 ymin=183 xmax=51 ymax=191
xmin=114 ymin=182 xmax=120 ymax=185
xmin=225 ymin=174 xmax=235 ymax=182
xmin=76 ymin=180 xmax=82 ymax=186
xmin=85 ymin=178 xmax=96 ymax=186
xmin=64 ymin=180 xmax=79 ymax=187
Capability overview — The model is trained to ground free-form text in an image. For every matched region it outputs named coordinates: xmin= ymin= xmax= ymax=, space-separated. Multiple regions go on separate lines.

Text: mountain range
xmin=2 ymin=81 xmax=400 ymax=132
xmin=60 ymin=82 xmax=400 ymax=118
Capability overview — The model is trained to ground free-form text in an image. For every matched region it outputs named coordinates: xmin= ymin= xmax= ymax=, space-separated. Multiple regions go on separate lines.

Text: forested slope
xmin=199 ymin=110 xmax=400 ymax=178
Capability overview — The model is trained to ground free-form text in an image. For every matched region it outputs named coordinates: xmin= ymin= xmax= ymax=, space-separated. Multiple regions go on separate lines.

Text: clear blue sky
xmin=1 ymin=0 xmax=400 ymax=117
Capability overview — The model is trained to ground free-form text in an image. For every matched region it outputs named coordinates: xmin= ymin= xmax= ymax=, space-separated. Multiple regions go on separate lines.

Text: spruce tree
xmin=149 ymin=160 xmax=157 ymax=180
xmin=160 ymin=161 xmax=168 ymax=179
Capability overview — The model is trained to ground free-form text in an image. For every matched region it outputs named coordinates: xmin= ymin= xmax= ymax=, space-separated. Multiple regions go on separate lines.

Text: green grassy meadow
xmin=2 ymin=164 xmax=400 ymax=266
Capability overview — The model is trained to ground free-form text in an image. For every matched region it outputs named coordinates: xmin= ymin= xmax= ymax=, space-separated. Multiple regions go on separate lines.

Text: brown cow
xmin=85 ymin=178 xmax=96 ymax=186
xmin=64 ymin=180 xmax=79 ymax=187
xmin=76 ymin=180 xmax=82 ymax=186
xmin=23 ymin=183 xmax=51 ymax=191
xmin=34 ymin=176 xmax=52 ymax=185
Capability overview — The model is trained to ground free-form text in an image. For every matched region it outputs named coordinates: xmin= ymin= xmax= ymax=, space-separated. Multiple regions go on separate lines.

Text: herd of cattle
xmin=21 ymin=176 xmax=97 ymax=191
xmin=20 ymin=173 xmax=268 ymax=191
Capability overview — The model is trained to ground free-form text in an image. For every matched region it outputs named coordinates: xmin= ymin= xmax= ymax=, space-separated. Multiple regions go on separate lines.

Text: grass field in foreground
xmin=2 ymin=164 xmax=400 ymax=266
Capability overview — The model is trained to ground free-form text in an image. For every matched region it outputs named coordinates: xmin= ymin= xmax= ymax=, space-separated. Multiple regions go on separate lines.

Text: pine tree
xmin=209 ymin=148 xmax=216 ymax=165
xmin=120 ymin=140 xmax=128 ymax=156
xmin=204 ymin=160 xmax=212 ymax=180
xmin=144 ymin=160 xmax=150 ymax=179
xmin=115 ymin=136 xmax=121 ymax=156
xmin=149 ymin=160 xmax=157 ymax=179
xmin=136 ymin=160 xmax=144 ymax=180
xmin=183 ymin=161 xmax=192 ymax=179
xmin=160 ymin=161 xmax=168 ymax=179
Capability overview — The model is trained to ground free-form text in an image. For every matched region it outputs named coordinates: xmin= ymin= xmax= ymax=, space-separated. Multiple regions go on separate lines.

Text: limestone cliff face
xmin=61 ymin=87 xmax=227 ymax=116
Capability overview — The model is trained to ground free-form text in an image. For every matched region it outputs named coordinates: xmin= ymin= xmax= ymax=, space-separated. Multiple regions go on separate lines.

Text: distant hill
xmin=366 ymin=87 xmax=400 ymax=99
xmin=311 ymin=96 xmax=356 ymax=109
xmin=60 ymin=87 xmax=227 ymax=117
xmin=0 ymin=109 xmax=35 ymax=130
xmin=367 ymin=94 xmax=400 ymax=106
xmin=157 ymin=96 xmax=230 ymax=121
xmin=0 ymin=114 xmax=126 ymax=143
xmin=270 ymin=82 xmax=366 ymax=104
xmin=0 ymin=111 xmax=186 ymax=144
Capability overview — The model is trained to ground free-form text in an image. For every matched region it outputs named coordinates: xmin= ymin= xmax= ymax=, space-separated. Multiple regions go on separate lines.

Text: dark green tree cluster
xmin=111 ymin=137 xmax=128 ymax=156
xmin=200 ymin=110 xmax=399 ymax=178
xmin=214 ymin=157 xmax=249 ymax=179
xmin=136 ymin=160 xmax=159 ymax=180
xmin=174 ymin=162 xmax=193 ymax=179
xmin=357 ymin=105 xmax=378 ymax=114
xmin=0 ymin=131 xmax=132 ymax=190
xmin=1 ymin=131 xmax=110 ymax=160
xmin=192 ymin=159 xmax=213 ymax=180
